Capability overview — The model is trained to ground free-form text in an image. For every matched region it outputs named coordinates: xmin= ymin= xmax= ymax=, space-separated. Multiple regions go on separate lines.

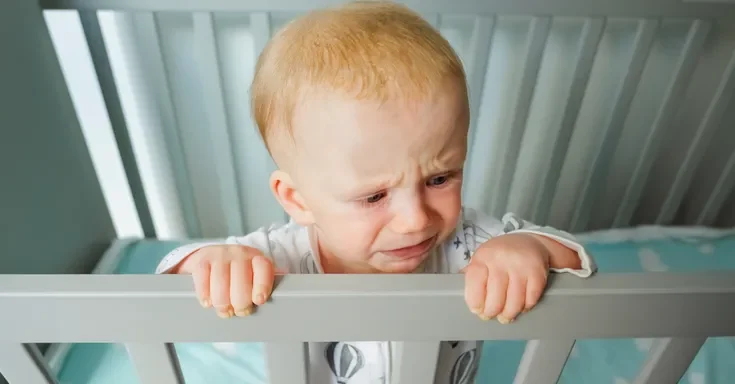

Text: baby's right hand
xmin=176 ymin=245 xmax=275 ymax=318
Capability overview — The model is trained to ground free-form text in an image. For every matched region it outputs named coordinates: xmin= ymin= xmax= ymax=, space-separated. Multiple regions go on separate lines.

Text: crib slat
xmin=192 ymin=12 xmax=245 ymax=236
xmin=264 ymin=342 xmax=308 ymax=384
xmin=696 ymin=150 xmax=735 ymax=225
xmin=0 ymin=344 xmax=56 ymax=384
xmin=633 ymin=337 xmax=706 ymax=384
xmin=465 ymin=15 xmax=496 ymax=96
xmin=512 ymin=339 xmax=575 ymax=384
xmin=489 ymin=16 xmax=551 ymax=216
xmin=250 ymin=12 xmax=271 ymax=56
xmin=249 ymin=11 xmax=292 ymax=226
xmin=613 ymin=20 xmax=712 ymax=228
xmin=656 ymin=48 xmax=735 ymax=224
xmin=133 ymin=12 xmax=202 ymax=237
xmin=465 ymin=15 xmax=495 ymax=126
xmin=393 ymin=342 xmax=441 ymax=383
xmin=570 ymin=18 xmax=658 ymax=231
xmin=78 ymin=10 xmax=157 ymax=238
xmin=125 ymin=343 xmax=183 ymax=384
xmin=463 ymin=15 xmax=495 ymax=203
xmin=532 ymin=17 xmax=605 ymax=224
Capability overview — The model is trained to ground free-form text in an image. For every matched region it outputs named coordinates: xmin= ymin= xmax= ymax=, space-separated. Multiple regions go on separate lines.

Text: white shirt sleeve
xmin=155 ymin=221 xmax=313 ymax=274
xmin=445 ymin=206 xmax=596 ymax=277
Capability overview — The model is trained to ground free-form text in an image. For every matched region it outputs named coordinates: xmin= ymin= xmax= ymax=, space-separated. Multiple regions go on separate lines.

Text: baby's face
xmin=288 ymin=80 xmax=469 ymax=273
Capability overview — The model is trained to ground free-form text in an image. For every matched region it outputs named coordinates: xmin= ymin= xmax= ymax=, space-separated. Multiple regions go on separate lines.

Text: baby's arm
xmin=455 ymin=207 xmax=596 ymax=323
xmin=155 ymin=223 xmax=301 ymax=318
xmin=458 ymin=208 xmax=595 ymax=274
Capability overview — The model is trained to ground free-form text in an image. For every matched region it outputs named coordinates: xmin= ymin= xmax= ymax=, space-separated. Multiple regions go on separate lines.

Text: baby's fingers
xmin=210 ymin=260 xmax=233 ymax=318
xmin=230 ymin=257 xmax=253 ymax=317
xmin=482 ymin=267 xmax=508 ymax=320
xmin=463 ymin=263 xmax=488 ymax=316
xmin=524 ymin=272 xmax=547 ymax=312
xmin=191 ymin=259 xmax=211 ymax=308
xmin=498 ymin=274 xmax=526 ymax=324
xmin=251 ymin=255 xmax=275 ymax=306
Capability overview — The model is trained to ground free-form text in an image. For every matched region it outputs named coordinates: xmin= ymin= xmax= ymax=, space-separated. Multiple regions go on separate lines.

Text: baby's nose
xmin=391 ymin=205 xmax=430 ymax=234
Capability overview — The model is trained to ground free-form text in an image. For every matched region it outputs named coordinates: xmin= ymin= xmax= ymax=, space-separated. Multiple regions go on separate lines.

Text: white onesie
xmin=156 ymin=206 xmax=596 ymax=384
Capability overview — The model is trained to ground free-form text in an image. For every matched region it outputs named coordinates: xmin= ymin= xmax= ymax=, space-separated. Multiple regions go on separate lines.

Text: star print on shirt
xmin=453 ymin=237 xmax=462 ymax=249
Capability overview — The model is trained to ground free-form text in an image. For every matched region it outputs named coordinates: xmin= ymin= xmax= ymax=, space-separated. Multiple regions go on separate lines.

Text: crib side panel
xmin=0 ymin=273 xmax=734 ymax=342
xmin=33 ymin=0 xmax=735 ymax=242
xmin=0 ymin=0 xmax=116 ymax=274
xmin=0 ymin=273 xmax=734 ymax=383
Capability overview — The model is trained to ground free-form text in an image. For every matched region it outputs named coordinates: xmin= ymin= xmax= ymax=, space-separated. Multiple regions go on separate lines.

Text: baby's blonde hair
xmin=250 ymin=0 xmax=467 ymax=155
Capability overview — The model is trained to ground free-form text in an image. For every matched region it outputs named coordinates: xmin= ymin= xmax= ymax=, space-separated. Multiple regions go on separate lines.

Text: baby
xmin=156 ymin=1 xmax=596 ymax=383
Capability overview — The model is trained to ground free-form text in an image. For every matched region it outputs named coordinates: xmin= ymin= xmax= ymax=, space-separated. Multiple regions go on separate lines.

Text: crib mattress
xmin=51 ymin=226 xmax=735 ymax=384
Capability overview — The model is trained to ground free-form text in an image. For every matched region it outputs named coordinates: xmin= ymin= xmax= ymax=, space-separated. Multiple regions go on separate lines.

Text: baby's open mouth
xmin=382 ymin=236 xmax=436 ymax=259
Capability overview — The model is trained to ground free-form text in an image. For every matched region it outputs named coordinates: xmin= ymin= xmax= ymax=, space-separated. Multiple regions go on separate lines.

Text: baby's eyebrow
xmin=344 ymin=167 xmax=461 ymax=197
xmin=424 ymin=156 xmax=465 ymax=174
xmin=346 ymin=179 xmax=393 ymax=197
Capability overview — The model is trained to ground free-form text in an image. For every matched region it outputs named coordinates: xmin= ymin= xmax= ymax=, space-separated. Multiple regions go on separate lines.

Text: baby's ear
xmin=269 ymin=170 xmax=314 ymax=226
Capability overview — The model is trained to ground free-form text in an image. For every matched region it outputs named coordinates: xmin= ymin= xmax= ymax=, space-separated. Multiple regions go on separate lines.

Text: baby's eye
xmin=366 ymin=192 xmax=386 ymax=204
xmin=428 ymin=174 xmax=449 ymax=186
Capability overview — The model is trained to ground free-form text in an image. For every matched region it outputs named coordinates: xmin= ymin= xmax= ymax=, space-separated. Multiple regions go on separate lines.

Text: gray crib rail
xmin=1 ymin=272 xmax=734 ymax=384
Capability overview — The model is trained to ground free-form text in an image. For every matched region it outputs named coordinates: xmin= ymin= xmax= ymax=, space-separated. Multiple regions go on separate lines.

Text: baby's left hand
xmin=462 ymin=233 xmax=551 ymax=324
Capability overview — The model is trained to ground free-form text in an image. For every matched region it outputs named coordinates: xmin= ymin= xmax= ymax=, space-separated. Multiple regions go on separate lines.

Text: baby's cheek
xmin=332 ymin=219 xmax=382 ymax=258
xmin=429 ymin=187 xmax=462 ymax=225
xmin=352 ymin=222 xmax=384 ymax=252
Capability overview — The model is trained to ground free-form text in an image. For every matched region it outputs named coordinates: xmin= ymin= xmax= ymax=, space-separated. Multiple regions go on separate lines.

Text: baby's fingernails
xmin=200 ymin=298 xmax=211 ymax=308
xmin=471 ymin=307 xmax=483 ymax=315
xmin=477 ymin=314 xmax=491 ymax=321
xmin=215 ymin=306 xmax=232 ymax=318
xmin=255 ymin=292 xmax=266 ymax=305
xmin=497 ymin=316 xmax=513 ymax=324
xmin=235 ymin=306 xmax=254 ymax=317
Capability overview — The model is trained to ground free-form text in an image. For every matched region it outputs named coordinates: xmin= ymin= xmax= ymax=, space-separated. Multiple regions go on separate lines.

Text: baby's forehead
xmin=294 ymin=97 xmax=451 ymax=146
xmin=293 ymin=91 xmax=465 ymax=152
xmin=266 ymin=80 xmax=469 ymax=170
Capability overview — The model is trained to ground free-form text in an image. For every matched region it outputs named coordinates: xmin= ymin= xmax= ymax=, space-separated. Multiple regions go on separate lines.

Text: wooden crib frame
xmin=2 ymin=0 xmax=735 ymax=383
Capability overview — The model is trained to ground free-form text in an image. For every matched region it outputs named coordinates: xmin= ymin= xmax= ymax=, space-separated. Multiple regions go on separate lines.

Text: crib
xmin=2 ymin=0 xmax=735 ymax=383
